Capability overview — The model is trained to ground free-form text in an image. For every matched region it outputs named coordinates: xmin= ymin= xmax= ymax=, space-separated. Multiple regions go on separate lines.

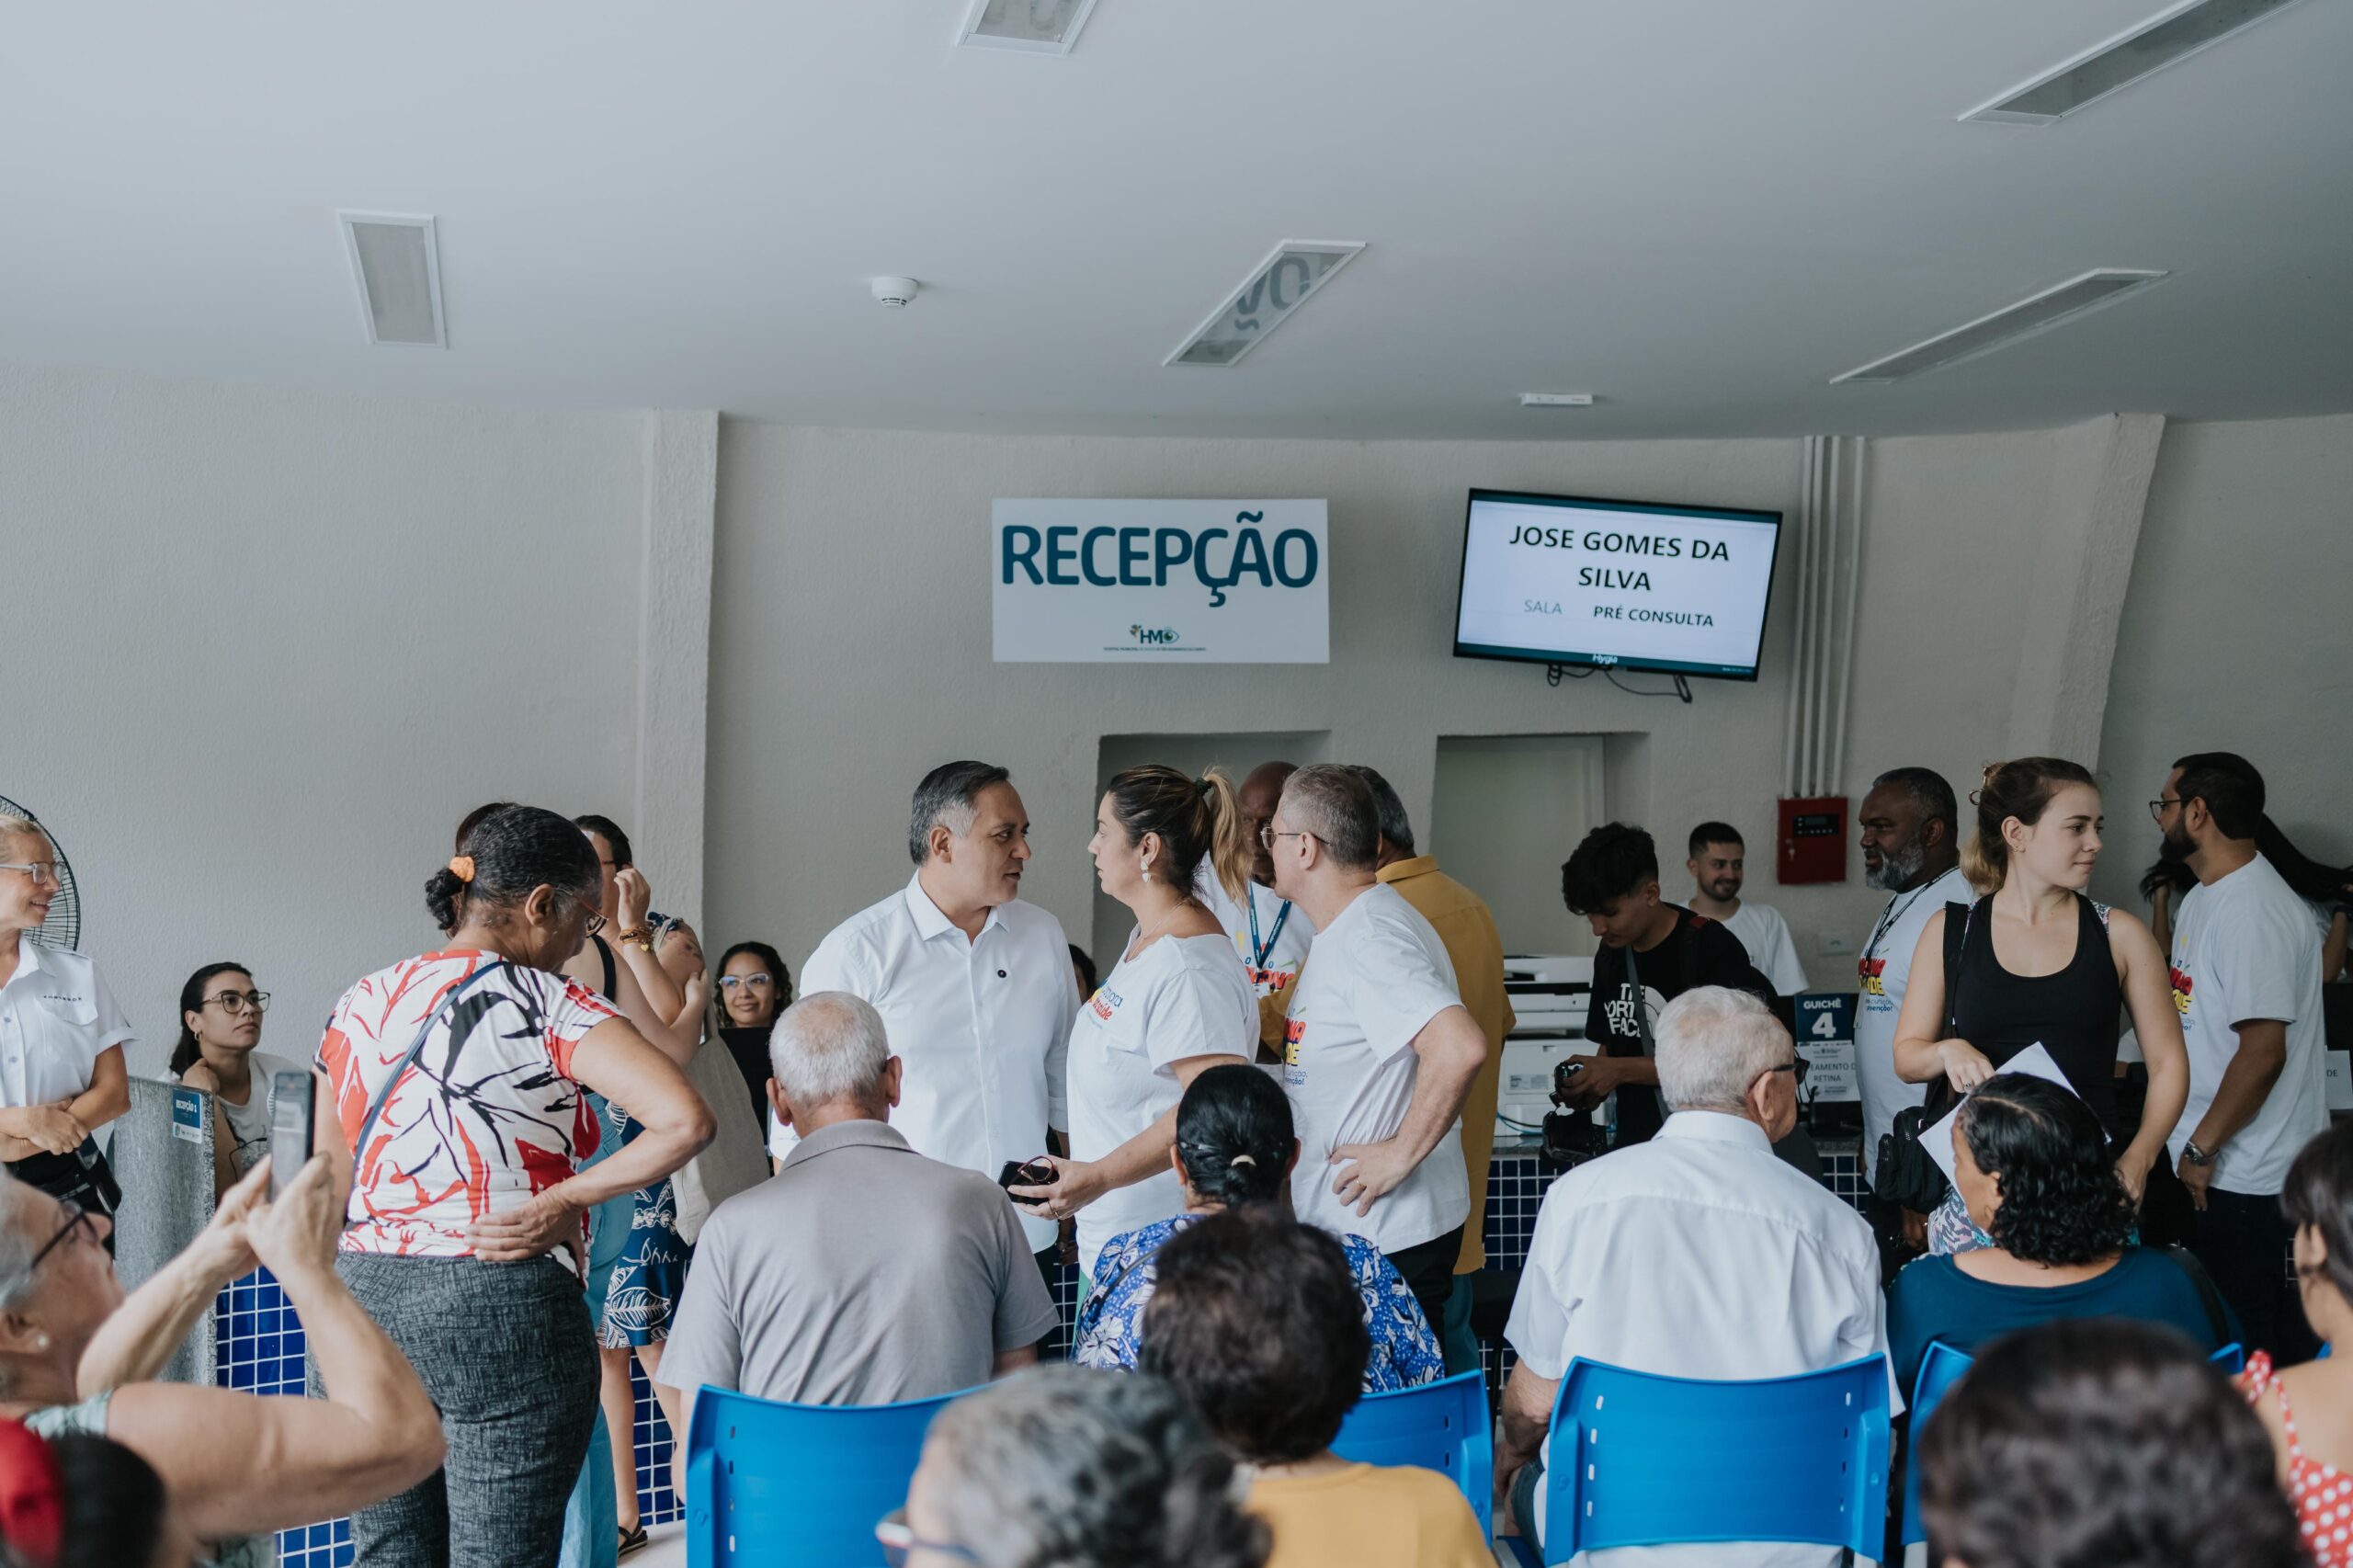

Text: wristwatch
xmin=2184 ymin=1140 xmax=2214 ymax=1167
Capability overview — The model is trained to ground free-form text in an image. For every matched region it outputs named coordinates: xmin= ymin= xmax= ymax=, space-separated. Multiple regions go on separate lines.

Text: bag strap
xmin=1941 ymin=901 xmax=1972 ymax=1040
xmin=346 ymin=960 xmax=511 ymax=1218
xmin=2161 ymin=1244 xmax=2235 ymax=1346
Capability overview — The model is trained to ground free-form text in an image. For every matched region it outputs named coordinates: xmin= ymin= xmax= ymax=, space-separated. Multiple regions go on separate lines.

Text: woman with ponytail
xmin=1893 ymin=759 xmax=2189 ymax=1256
xmin=1013 ymin=767 xmax=1256 ymax=1282
xmin=1071 ymin=1064 xmax=1441 ymax=1391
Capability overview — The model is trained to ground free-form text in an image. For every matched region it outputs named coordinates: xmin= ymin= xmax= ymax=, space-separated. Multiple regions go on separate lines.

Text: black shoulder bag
xmin=343 ymin=960 xmax=510 ymax=1227
xmin=1872 ymin=903 xmax=1972 ymax=1213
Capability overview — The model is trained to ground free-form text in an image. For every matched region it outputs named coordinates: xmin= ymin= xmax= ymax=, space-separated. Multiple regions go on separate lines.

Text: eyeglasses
xmin=876 ymin=1509 xmax=979 ymax=1566
xmin=27 ymin=1200 xmax=101 ymax=1278
xmin=0 ymin=863 xmax=62 ymax=888
xmin=717 ymin=974 xmax=774 ymax=991
xmin=2148 ymin=797 xmax=2182 ymax=823
xmin=203 ymin=990 xmax=271 ymax=1015
xmin=1757 ymin=1058 xmax=1811 ymax=1088
xmin=1257 ymin=825 xmax=1317 ymax=851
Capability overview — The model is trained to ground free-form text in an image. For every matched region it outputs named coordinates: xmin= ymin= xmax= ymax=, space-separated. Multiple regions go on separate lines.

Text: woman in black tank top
xmin=1893 ymin=760 xmax=2189 ymax=1252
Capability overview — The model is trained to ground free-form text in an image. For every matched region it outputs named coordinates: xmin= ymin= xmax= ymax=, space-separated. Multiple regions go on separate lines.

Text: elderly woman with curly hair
xmin=1887 ymin=1072 xmax=2234 ymax=1392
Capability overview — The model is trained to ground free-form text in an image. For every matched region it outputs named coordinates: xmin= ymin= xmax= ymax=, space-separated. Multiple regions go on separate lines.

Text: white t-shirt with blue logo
xmin=1066 ymin=930 xmax=1256 ymax=1278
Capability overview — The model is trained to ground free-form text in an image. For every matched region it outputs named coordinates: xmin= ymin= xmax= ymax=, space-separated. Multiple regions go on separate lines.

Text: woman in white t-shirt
xmin=1016 ymin=767 xmax=1256 ymax=1280
xmin=171 ymin=961 xmax=300 ymax=1199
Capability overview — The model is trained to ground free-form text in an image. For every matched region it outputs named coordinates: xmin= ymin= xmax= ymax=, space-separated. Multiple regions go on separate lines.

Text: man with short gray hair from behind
xmin=658 ymin=992 xmax=1057 ymax=1429
xmin=1495 ymin=986 xmax=1894 ymax=1565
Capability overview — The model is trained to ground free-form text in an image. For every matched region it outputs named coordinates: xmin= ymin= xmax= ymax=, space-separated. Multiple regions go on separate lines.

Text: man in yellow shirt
xmin=1350 ymin=767 xmax=1516 ymax=1375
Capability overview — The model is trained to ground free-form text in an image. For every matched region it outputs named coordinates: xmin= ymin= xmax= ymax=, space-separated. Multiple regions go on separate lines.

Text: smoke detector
xmin=870 ymin=276 xmax=921 ymax=309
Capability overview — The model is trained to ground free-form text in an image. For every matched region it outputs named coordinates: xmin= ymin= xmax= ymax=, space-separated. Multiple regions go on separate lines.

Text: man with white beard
xmin=1854 ymin=768 xmax=1968 ymax=1208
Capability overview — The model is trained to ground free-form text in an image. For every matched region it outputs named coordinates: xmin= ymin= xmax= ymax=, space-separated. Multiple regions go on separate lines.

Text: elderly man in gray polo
xmin=657 ymin=992 xmax=1059 ymax=1422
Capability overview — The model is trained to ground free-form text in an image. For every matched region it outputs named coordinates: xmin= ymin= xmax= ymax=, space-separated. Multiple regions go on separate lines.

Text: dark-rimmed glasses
xmin=2148 ymin=797 xmax=2182 ymax=823
xmin=27 ymin=1200 xmax=101 ymax=1278
xmin=203 ymin=990 xmax=271 ymax=1015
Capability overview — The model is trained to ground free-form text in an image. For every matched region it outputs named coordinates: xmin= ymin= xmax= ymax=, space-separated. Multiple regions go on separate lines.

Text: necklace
xmin=1128 ymin=897 xmax=1196 ymax=960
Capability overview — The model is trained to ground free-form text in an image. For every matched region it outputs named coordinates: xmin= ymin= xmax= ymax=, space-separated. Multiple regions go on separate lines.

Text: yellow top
xmin=1250 ymin=1462 xmax=1492 ymax=1568
xmin=1376 ymin=855 xmax=1517 ymax=1273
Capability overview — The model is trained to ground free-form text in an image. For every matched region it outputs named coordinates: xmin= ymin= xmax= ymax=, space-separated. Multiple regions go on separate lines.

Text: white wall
xmin=705 ymin=422 xmax=2117 ymax=983
xmin=6 ymin=360 xmax=651 ymax=1074
xmin=2097 ymin=414 xmax=2353 ymax=904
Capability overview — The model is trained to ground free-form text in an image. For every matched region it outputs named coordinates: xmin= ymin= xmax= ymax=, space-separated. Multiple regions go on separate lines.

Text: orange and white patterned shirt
xmin=316 ymin=950 xmax=615 ymax=1267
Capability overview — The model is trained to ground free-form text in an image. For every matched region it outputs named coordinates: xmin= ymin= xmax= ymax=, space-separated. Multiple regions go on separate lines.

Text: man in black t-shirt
xmin=1560 ymin=823 xmax=1779 ymax=1146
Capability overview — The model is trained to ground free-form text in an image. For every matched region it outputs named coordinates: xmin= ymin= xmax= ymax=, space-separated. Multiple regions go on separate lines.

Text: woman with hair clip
xmin=2240 ymin=1121 xmax=2353 ymax=1564
xmin=170 ymin=962 xmax=299 ymax=1200
xmin=1893 ymin=758 xmax=2189 ymax=1256
xmin=313 ymin=803 xmax=712 ymax=1568
xmin=1886 ymin=1072 xmax=2231 ymax=1392
xmin=1012 ymin=767 xmax=1257 ymax=1283
xmin=1071 ymin=1062 xmax=1441 ymax=1390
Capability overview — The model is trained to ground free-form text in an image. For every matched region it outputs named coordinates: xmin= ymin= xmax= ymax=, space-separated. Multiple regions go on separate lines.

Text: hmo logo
xmin=1129 ymin=625 xmax=1179 ymax=645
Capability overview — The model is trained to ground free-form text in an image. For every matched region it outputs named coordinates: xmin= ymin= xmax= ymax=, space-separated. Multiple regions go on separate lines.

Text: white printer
xmin=1496 ymin=955 xmax=1594 ymax=1137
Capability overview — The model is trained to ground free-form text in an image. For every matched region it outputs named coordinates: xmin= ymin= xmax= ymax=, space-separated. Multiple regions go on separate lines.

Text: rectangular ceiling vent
xmin=338 ymin=212 xmax=447 ymax=347
xmin=1165 ymin=241 xmax=1365 ymax=368
xmin=1831 ymin=268 xmax=2169 ymax=384
xmin=958 ymin=0 xmax=1100 ymax=54
xmin=1962 ymin=0 xmax=2312 ymax=124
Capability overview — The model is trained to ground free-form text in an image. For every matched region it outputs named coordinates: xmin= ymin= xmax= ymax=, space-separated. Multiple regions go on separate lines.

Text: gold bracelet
xmin=617 ymin=925 xmax=655 ymax=949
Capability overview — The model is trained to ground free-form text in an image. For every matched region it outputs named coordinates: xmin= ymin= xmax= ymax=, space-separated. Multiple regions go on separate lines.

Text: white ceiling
xmin=3 ymin=1 xmax=2348 ymax=440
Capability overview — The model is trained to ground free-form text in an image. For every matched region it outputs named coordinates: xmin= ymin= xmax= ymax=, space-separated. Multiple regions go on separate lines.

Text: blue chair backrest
xmin=1332 ymin=1369 xmax=1492 ymax=1537
xmin=1900 ymin=1340 xmax=1978 ymax=1546
xmin=1544 ymin=1356 xmax=1890 ymax=1562
xmin=2212 ymin=1342 xmax=2246 ymax=1375
xmin=686 ymin=1382 xmax=968 ymax=1567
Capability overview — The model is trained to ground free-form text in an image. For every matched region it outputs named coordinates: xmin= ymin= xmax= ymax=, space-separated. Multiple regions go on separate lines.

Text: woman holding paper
xmin=1893 ymin=757 xmax=2188 ymax=1256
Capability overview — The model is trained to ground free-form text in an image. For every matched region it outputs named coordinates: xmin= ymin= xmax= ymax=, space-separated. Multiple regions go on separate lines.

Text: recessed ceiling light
xmin=1962 ymin=0 xmax=2313 ymax=124
xmin=958 ymin=0 xmax=1100 ymax=55
xmin=338 ymin=212 xmax=447 ymax=347
xmin=1830 ymin=268 xmax=2168 ymax=383
xmin=1165 ymin=241 xmax=1365 ymax=368
xmin=1519 ymin=393 xmax=1596 ymax=407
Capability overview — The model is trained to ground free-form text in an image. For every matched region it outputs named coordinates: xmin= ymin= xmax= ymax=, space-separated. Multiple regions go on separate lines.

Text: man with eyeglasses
xmin=0 ymin=818 xmax=131 ymax=1221
xmin=1261 ymin=763 xmax=1486 ymax=1336
xmin=2153 ymin=752 xmax=2329 ymax=1358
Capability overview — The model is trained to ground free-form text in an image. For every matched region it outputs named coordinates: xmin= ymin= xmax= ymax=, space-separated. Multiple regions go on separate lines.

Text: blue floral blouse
xmin=1072 ymin=1214 xmax=1447 ymax=1390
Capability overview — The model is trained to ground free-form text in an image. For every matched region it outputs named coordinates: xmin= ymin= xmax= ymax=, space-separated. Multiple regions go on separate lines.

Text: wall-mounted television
xmin=1451 ymin=488 xmax=1783 ymax=682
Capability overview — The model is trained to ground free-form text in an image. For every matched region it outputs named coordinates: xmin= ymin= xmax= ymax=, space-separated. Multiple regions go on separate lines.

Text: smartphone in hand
xmin=268 ymin=1071 xmax=316 ymax=1198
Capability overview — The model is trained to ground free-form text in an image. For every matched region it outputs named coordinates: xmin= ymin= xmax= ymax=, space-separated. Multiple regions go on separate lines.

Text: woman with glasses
xmin=0 ymin=1154 xmax=445 ymax=1568
xmin=169 ymin=961 xmax=297 ymax=1199
xmin=312 ymin=803 xmax=713 ymax=1568
xmin=0 ymin=817 xmax=131 ymax=1217
xmin=711 ymin=939 xmax=793 ymax=1119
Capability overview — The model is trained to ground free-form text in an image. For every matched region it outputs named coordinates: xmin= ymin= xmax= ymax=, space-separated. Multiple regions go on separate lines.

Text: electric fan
xmin=0 ymin=796 xmax=80 ymax=952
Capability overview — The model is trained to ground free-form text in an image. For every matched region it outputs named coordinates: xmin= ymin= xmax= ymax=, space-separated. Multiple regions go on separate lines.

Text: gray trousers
xmin=319 ymin=1253 xmax=600 ymax=1568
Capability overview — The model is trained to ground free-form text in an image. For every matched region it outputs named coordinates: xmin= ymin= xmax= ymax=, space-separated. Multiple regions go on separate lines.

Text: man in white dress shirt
xmin=1194 ymin=759 xmax=1315 ymax=1058
xmin=769 ymin=761 xmax=1079 ymax=1265
xmin=1685 ymin=822 xmax=1809 ymax=996
xmin=1499 ymin=986 xmax=1894 ymax=1566
xmin=1264 ymin=763 xmax=1487 ymax=1333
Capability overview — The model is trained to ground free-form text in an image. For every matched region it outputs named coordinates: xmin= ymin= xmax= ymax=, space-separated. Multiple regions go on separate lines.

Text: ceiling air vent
xmin=1830 ymin=269 xmax=2168 ymax=384
xmin=958 ymin=0 xmax=1100 ymax=54
xmin=1165 ymin=241 xmax=1365 ymax=368
xmin=1962 ymin=0 xmax=2313 ymax=124
xmin=338 ymin=212 xmax=447 ymax=347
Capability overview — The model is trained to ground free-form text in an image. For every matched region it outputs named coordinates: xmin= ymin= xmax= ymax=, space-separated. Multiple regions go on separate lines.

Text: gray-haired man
xmin=662 ymin=993 xmax=1057 ymax=1420
xmin=767 ymin=761 xmax=1079 ymax=1261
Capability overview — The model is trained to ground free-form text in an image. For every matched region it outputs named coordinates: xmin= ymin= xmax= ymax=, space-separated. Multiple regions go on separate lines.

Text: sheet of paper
xmin=1922 ymin=1042 xmax=2085 ymax=1186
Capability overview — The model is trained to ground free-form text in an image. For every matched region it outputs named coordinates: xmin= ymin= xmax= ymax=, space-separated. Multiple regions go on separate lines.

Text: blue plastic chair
xmin=685 ymin=1382 xmax=970 ymax=1567
xmin=1332 ymin=1369 xmax=1493 ymax=1537
xmin=1899 ymin=1340 xmax=1978 ymax=1546
xmin=2212 ymin=1342 xmax=2246 ymax=1375
xmin=1540 ymin=1356 xmax=1891 ymax=1562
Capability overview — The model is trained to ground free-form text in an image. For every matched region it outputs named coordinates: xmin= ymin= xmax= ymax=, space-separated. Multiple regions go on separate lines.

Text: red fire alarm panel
xmin=1778 ymin=795 xmax=1847 ymax=884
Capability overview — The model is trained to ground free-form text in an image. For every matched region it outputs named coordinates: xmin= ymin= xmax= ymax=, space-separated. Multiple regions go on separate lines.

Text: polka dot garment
xmin=2245 ymin=1351 xmax=2353 ymax=1564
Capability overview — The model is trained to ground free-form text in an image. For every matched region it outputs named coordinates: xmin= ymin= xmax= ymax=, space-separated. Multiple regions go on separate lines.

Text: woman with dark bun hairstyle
xmin=1015 ymin=767 xmax=1256 ymax=1283
xmin=311 ymin=804 xmax=713 ymax=1568
xmin=1893 ymin=758 xmax=2188 ymax=1256
xmin=1920 ymin=1318 xmax=2304 ymax=1568
xmin=1071 ymin=1063 xmax=1440 ymax=1390
xmin=1887 ymin=1073 xmax=2231 ymax=1391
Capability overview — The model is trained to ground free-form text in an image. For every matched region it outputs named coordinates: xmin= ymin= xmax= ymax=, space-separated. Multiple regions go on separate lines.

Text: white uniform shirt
xmin=0 ymin=941 xmax=134 ymax=1108
xmin=2165 ymin=854 xmax=2328 ymax=1197
xmin=1504 ymin=1112 xmax=1896 ymax=1562
xmin=1066 ymin=930 xmax=1256 ymax=1277
xmin=1279 ymin=883 xmax=1470 ymax=1254
xmin=769 ymin=875 xmax=1078 ymax=1252
xmin=1721 ymin=902 xmax=1809 ymax=996
xmin=1194 ymin=859 xmax=1314 ymax=1002
xmin=1853 ymin=866 xmax=1968 ymax=1182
